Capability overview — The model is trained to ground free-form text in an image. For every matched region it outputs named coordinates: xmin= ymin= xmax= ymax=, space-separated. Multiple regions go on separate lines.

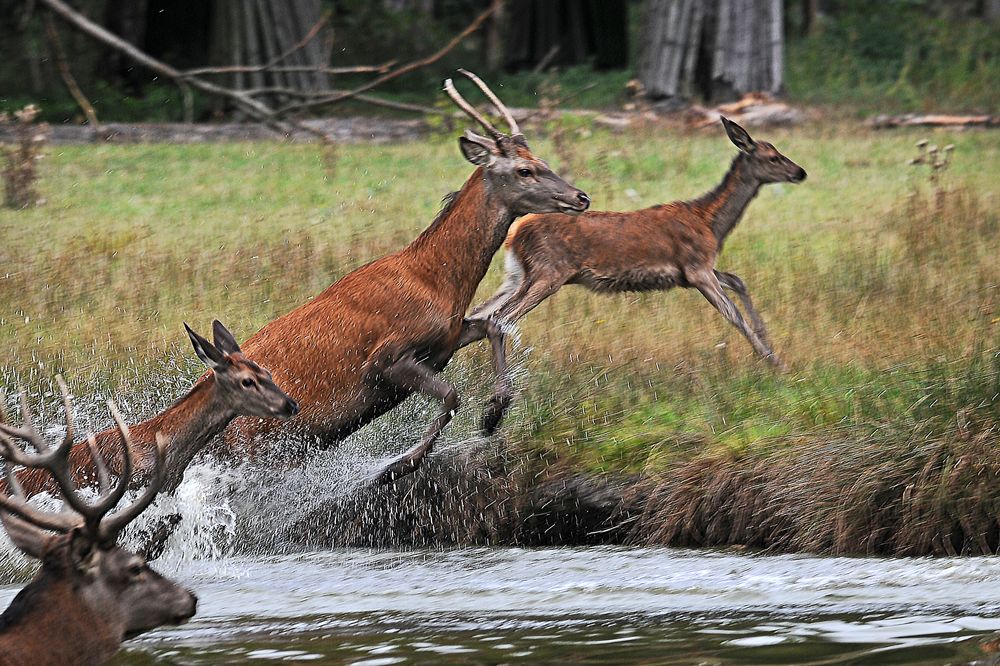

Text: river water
xmin=6 ymin=546 xmax=1000 ymax=665
xmin=1 ymin=394 xmax=1000 ymax=664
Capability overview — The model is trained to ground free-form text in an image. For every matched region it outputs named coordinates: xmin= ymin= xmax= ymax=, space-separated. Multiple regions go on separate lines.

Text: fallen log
xmin=870 ymin=114 xmax=998 ymax=129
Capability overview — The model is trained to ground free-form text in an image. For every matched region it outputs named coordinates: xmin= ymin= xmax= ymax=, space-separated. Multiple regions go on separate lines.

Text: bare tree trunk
xmin=985 ymin=0 xmax=1000 ymax=20
xmin=484 ymin=0 xmax=506 ymax=71
xmin=801 ymin=0 xmax=818 ymax=35
xmin=504 ymin=0 xmax=626 ymax=71
xmin=640 ymin=0 xmax=783 ymax=104
xmin=210 ymin=0 xmax=330 ymax=104
xmin=103 ymin=0 xmax=148 ymax=90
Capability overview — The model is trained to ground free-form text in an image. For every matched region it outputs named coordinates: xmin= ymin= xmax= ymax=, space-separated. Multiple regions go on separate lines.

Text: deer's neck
xmin=696 ymin=154 xmax=762 ymax=244
xmin=10 ymin=377 xmax=233 ymax=498
xmin=127 ymin=376 xmax=233 ymax=486
xmin=404 ymin=169 xmax=514 ymax=315
xmin=0 ymin=576 xmax=119 ymax=666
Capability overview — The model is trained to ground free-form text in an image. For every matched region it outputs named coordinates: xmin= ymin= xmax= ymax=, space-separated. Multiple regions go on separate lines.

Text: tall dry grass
xmin=0 ymin=124 xmax=997 ymax=554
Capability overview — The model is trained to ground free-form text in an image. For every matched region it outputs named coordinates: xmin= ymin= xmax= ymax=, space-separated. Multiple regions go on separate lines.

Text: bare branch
xmin=43 ymin=14 xmax=100 ymax=128
xmin=266 ymin=10 xmax=331 ymax=71
xmin=276 ymin=0 xmax=503 ymax=116
xmin=240 ymin=87 xmax=444 ymax=115
xmin=34 ymin=0 xmax=496 ymax=134
xmin=183 ymin=63 xmax=395 ymax=77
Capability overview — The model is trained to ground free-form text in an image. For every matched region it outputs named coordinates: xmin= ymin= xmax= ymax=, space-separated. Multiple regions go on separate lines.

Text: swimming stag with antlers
xmin=217 ymin=70 xmax=589 ymax=484
xmin=464 ymin=117 xmax=806 ymax=424
xmin=0 ymin=381 xmax=197 ymax=666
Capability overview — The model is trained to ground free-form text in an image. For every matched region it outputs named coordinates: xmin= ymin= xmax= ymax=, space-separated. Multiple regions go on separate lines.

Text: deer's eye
xmin=769 ymin=156 xmax=780 ymax=163
xmin=517 ymin=168 xmax=532 ymax=178
xmin=242 ymin=378 xmax=256 ymax=388
xmin=127 ymin=563 xmax=145 ymax=577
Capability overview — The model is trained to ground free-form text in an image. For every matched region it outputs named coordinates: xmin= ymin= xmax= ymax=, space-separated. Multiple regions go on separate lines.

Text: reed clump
xmin=630 ymin=376 xmax=1000 ymax=556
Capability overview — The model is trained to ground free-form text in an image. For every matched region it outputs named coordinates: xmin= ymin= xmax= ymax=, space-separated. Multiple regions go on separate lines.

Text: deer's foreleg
xmin=493 ymin=276 xmax=564 ymax=324
xmin=369 ymin=355 xmax=460 ymax=486
xmin=459 ymin=318 xmax=512 ymax=435
xmin=715 ymin=270 xmax=773 ymax=348
xmin=694 ymin=272 xmax=787 ymax=371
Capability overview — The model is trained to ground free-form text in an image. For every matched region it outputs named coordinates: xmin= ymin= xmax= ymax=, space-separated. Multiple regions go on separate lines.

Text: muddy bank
xmin=271 ymin=417 xmax=1000 ymax=557
xmin=280 ymin=445 xmax=639 ymax=550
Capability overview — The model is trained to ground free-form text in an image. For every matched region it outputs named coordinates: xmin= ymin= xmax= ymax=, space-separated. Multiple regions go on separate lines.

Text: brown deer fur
xmin=462 ymin=118 xmax=806 ymax=426
xmin=2 ymin=321 xmax=297 ymax=500
xmin=216 ymin=72 xmax=589 ymax=484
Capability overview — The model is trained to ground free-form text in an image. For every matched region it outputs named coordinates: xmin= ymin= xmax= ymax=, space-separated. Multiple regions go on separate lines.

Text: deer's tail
xmin=469 ymin=249 xmax=525 ymax=320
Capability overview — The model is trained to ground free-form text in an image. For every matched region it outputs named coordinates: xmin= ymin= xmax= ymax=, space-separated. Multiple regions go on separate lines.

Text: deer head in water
xmin=0 ymin=381 xmax=196 ymax=665
xmin=185 ymin=320 xmax=299 ymax=420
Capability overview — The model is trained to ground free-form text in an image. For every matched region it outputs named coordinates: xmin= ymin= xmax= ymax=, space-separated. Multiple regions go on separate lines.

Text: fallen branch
xmin=35 ymin=0 xmax=501 ymax=138
xmin=43 ymin=13 xmax=100 ymax=129
xmin=183 ymin=63 xmax=396 ymax=77
xmin=275 ymin=0 xmax=503 ymax=116
xmin=686 ymin=93 xmax=805 ymax=128
xmin=870 ymin=114 xmax=999 ymax=129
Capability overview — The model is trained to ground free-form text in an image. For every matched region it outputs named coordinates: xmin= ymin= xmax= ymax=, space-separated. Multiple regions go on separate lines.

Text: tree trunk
xmin=209 ymin=0 xmax=330 ymax=105
xmin=985 ymin=0 xmax=1000 ymax=20
xmin=484 ymin=0 xmax=506 ymax=71
xmin=639 ymin=0 xmax=783 ymax=104
xmin=504 ymin=0 xmax=628 ymax=71
xmin=102 ymin=0 xmax=148 ymax=90
xmin=801 ymin=0 xmax=818 ymax=36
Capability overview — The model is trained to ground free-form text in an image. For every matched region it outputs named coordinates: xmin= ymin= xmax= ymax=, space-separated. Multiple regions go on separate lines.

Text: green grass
xmin=1 ymin=122 xmax=998 ymax=481
xmin=785 ymin=14 xmax=1000 ymax=115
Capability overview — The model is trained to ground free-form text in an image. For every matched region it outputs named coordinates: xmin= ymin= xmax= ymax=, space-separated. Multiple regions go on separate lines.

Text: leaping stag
xmin=216 ymin=70 xmax=589 ymax=484
xmin=462 ymin=117 xmax=807 ymax=426
xmin=0 ymin=380 xmax=197 ymax=666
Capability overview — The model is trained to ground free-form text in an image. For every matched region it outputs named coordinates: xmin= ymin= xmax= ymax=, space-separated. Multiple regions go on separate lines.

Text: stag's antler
xmin=443 ymin=69 xmax=522 ymax=140
xmin=0 ymin=377 xmax=167 ymax=543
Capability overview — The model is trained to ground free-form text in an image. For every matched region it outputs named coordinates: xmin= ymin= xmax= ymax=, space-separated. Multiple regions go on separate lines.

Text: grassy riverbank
xmin=2 ymin=122 xmax=998 ymax=554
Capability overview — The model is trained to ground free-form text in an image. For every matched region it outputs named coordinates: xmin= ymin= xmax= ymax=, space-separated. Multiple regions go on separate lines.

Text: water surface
xmin=5 ymin=547 xmax=997 ymax=664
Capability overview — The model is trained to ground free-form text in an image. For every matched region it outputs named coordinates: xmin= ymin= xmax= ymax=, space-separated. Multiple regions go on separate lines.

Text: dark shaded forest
xmin=1 ymin=0 xmax=998 ymax=121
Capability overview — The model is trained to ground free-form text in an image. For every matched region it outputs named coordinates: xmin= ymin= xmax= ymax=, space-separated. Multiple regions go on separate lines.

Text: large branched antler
xmin=0 ymin=377 xmax=167 ymax=544
xmin=443 ymin=69 xmax=523 ymax=141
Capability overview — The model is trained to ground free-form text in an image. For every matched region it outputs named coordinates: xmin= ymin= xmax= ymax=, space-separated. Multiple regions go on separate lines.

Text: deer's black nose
xmin=795 ymin=168 xmax=807 ymax=182
xmin=287 ymin=399 xmax=300 ymax=416
xmin=577 ymin=192 xmax=591 ymax=209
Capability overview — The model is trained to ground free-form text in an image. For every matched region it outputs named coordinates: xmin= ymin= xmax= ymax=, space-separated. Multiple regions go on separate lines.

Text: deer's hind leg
xmin=692 ymin=270 xmax=787 ymax=371
xmin=368 ymin=353 xmax=460 ymax=486
xmin=468 ymin=250 xmax=527 ymax=321
xmin=715 ymin=270 xmax=775 ymax=349
xmin=492 ymin=272 xmax=568 ymax=325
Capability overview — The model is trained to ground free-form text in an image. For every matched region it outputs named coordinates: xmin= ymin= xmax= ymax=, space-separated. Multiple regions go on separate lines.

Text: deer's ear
xmin=0 ymin=511 xmax=49 ymax=559
xmin=211 ymin=320 xmax=242 ymax=356
xmin=185 ymin=322 xmax=227 ymax=372
xmin=459 ymin=131 xmax=498 ymax=167
xmin=721 ymin=116 xmax=755 ymax=153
